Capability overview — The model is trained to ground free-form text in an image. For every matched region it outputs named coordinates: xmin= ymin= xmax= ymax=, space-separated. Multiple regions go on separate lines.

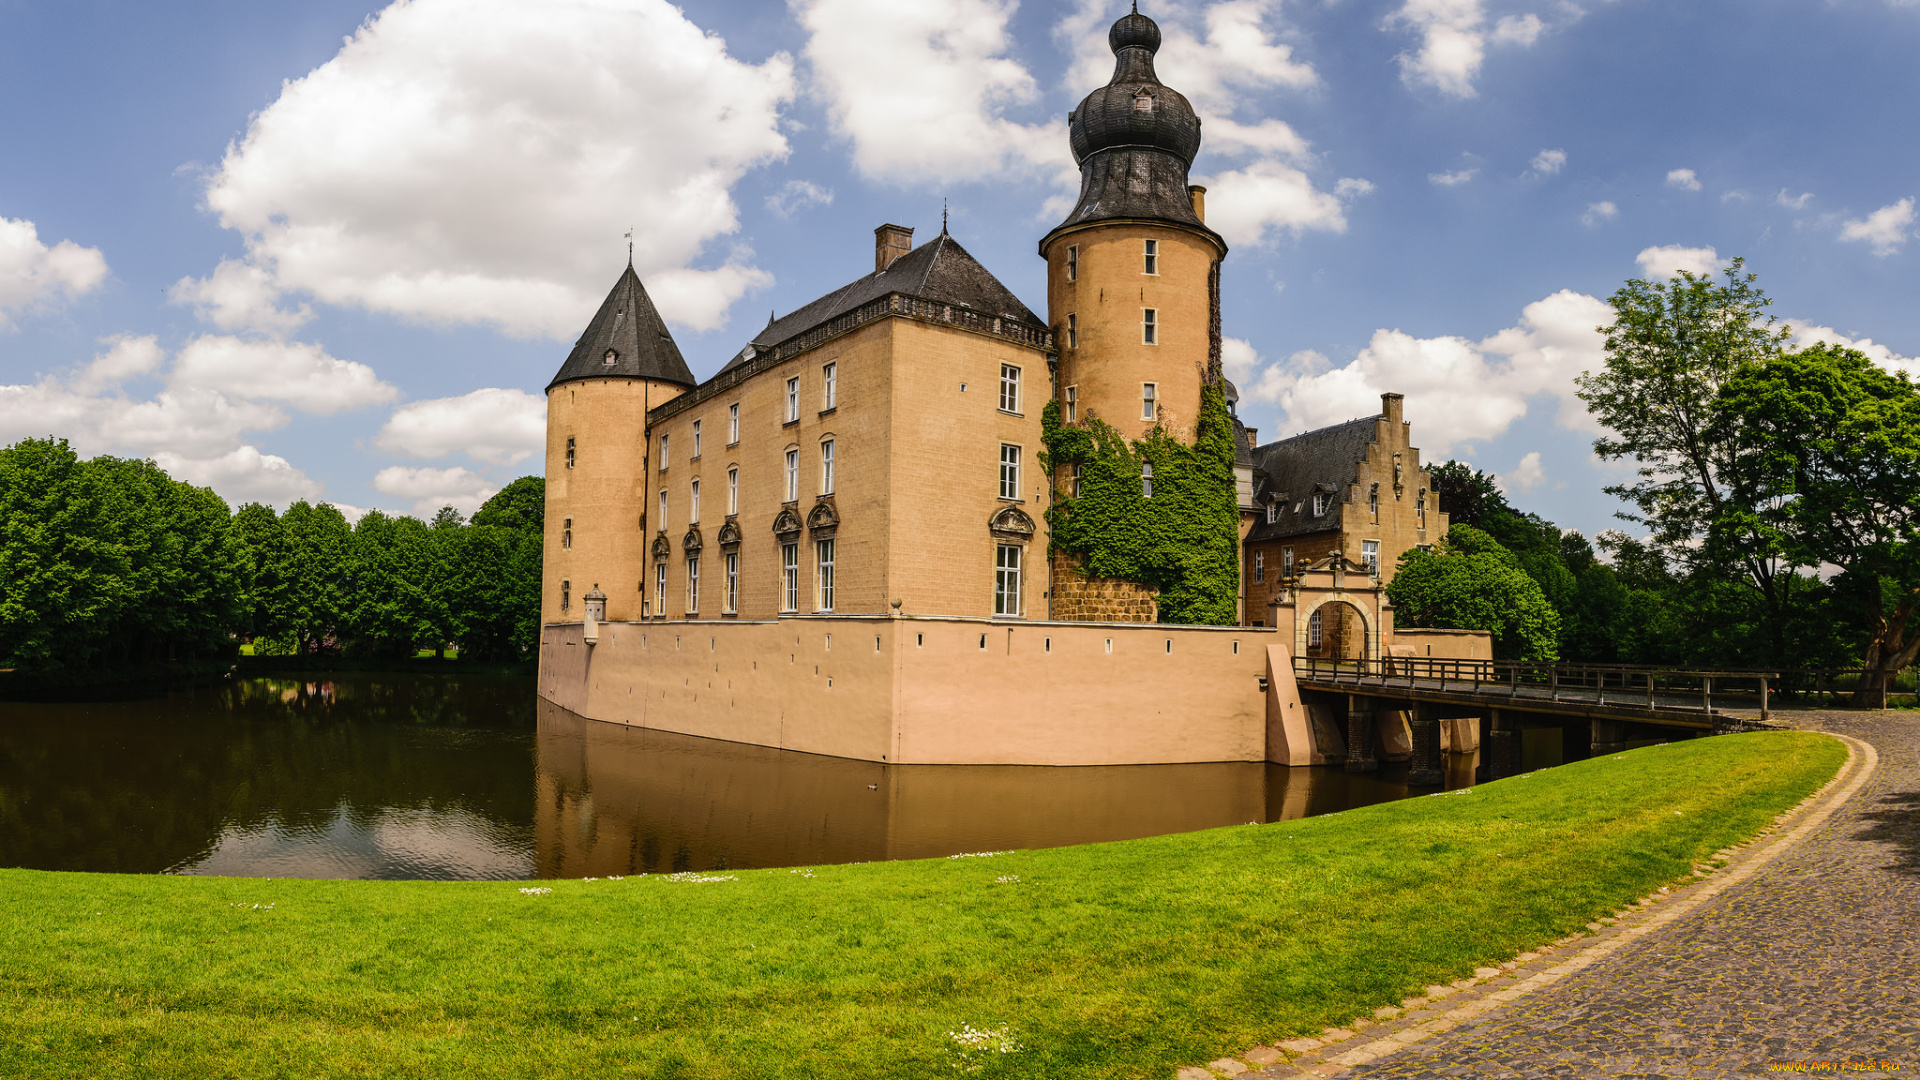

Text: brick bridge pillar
xmin=1479 ymin=708 xmax=1520 ymax=781
xmin=1407 ymin=704 xmax=1443 ymax=787
xmin=1590 ymin=717 xmax=1627 ymax=758
xmin=1345 ymin=695 xmax=1379 ymax=773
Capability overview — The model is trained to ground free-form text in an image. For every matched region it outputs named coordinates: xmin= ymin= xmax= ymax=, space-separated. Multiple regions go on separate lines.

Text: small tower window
xmin=1065 ymin=244 xmax=1079 ymax=281
xmin=1133 ymin=90 xmax=1153 ymax=112
xmin=1142 ymin=308 xmax=1158 ymax=345
xmin=603 ymin=348 xmax=617 ymax=366
xmin=1142 ymin=382 xmax=1157 ymax=420
xmin=1141 ymin=461 xmax=1154 ymax=499
xmin=562 ymin=580 xmax=571 ymax=612
xmin=562 ymin=517 xmax=572 ymax=549
xmin=1144 ymin=239 xmax=1159 ymax=275
xmin=565 ymin=437 xmax=575 ymax=469
xmin=1065 ymin=385 xmax=1078 ymax=422
xmin=1066 ymin=312 xmax=1078 ymax=349
xmin=1417 ymin=488 xmax=1427 ymax=525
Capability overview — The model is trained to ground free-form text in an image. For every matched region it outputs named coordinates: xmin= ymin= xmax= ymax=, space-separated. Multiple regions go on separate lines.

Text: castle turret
xmin=1041 ymin=6 xmax=1227 ymax=445
xmin=543 ymin=265 xmax=696 ymax=624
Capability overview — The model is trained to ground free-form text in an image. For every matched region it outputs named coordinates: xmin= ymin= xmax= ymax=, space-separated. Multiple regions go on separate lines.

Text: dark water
xmin=0 ymin=674 xmax=1483 ymax=880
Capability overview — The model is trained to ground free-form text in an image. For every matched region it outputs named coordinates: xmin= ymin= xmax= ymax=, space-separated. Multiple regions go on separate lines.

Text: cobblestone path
xmin=1314 ymin=714 xmax=1919 ymax=1079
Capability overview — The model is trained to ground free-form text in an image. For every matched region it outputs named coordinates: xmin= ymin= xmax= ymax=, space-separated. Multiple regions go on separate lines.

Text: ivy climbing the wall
xmin=1041 ymin=381 xmax=1242 ymax=624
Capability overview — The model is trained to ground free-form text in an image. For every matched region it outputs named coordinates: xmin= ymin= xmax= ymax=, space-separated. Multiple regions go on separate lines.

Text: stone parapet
xmin=1050 ymin=553 xmax=1159 ymax=622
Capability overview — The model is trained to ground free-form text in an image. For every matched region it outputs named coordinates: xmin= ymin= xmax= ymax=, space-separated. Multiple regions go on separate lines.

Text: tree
xmin=280 ymin=502 xmax=352 ymax=652
xmin=231 ymin=503 xmax=290 ymax=645
xmin=1715 ymin=344 xmax=1920 ymax=704
xmin=1386 ymin=525 xmax=1562 ymax=661
xmin=1428 ymin=461 xmax=1510 ymax=529
xmin=471 ymin=477 xmax=545 ymax=533
xmin=1575 ymin=258 xmax=1800 ymax=661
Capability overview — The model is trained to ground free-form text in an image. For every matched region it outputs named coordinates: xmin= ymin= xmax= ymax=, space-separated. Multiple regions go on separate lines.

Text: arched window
xmin=1308 ymin=608 xmax=1322 ymax=647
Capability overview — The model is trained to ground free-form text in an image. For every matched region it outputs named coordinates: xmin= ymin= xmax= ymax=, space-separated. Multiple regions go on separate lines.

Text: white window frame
xmin=655 ymin=563 xmax=666 ymax=617
xmin=686 ymin=555 xmax=700 ymax=613
xmin=1265 ymin=503 xmax=1277 ymax=525
xmin=1364 ymin=540 xmax=1380 ymax=578
xmin=692 ymin=419 xmax=702 ymax=459
xmin=1309 ymin=608 xmax=1323 ymax=647
xmin=994 ymin=544 xmax=1022 ymax=616
xmin=1254 ymin=550 xmax=1265 ymax=583
xmin=1142 ymin=309 xmax=1158 ymax=346
xmin=784 ymin=448 xmax=799 ymax=502
xmin=562 ymin=579 xmax=571 ymax=612
xmin=1069 ymin=464 xmax=1082 ymax=499
xmin=821 ymin=439 xmax=835 ymax=495
xmin=727 ymin=468 xmax=739 ymax=516
xmin=565 ymin=437 xmax=575 ymax=469
xmin=1369 ymin=486 xmax=1378 ymax=521
xmin=999 ymin=364 xmax=1021 ymax=414
xmin=659 ymin=434 xmax=669 ymax=470
xmin=1141 ymin=461 xmax=1154 ymax=499
xmin=1313 ymin=493 xmax=1329 ymax=517
xmin=1283 ymin=547 xmax=1294 ymax=578
xmin=1065 ymin=384 xmax=1078 ymax=422
xmin=815 ymin=538 xmax=835 ymax=612
xmin=724 ymin=552 xmax=738 ymax=614
xmin=785 ymin=377 xmax=799 ymax=423
xmin=1416 ymin=489 xmax=1427 ymax=525
xmin=999 ymin=444 xmax=1021 ymax=501
xmin=689 ymin=478 xmax=700 ymax=524
xmin=1066 ymin=313 xmax=1078 ymax=349
xmin=822 ymin=362 xmax=837 ymax=411
xmin=1143 ymin=238 xmax=1159 ymax=275
xmin=1142 ymin=382 xmax=1157 ymax=421
xmin=781 ymin=543 xmax=799 ymax=612
xmin=1065 ymin=244 xmax=1078 ymax=281
xmin=562 ymin=516 xmax=572 ymax=550
xmin=658 ymin=490 xmax=668 ymax=531
xmin=728 ymin=402 xmax=740 ymax=444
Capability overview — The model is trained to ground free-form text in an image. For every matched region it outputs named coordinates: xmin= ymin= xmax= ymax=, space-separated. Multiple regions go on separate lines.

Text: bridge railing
xmin=1292 ymin=656 xmax=1783 ymax=718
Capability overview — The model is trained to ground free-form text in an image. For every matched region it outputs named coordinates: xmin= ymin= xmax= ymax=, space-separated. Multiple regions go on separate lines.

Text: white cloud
xmin=0 ymin=216 xmax=108 ymax=327
xmin=1496 ymin=451 xmax=1546 ymax=494
xmin=376 ymin=388 xmax=546 ymax=466
xmin=1336 ymin=178 xmax=1376 ymax=198
xmin=1789 ymin=321 xmax=1918 ymax=379
xmin=1840 ymin=197 xmax=1915 ymax=256
xmin=199 ymin=0 xmax=793 ymax=339
xmin=1429 ymin=168 xmax=1477 ymax=186
xmin=1204 ymin=117 xmax=1315 ymax=161
xmin=1635 ymin=244 xmax=1720 ymax=279
xmin=374 ymin=465 xmax=500 ymax=517
xmin=764 ymin=180 xmax=834 ymax=218
xmin=169 ymin=258 xmax=312 ymax=336
xmin=1774 ymin=189 xmax=1813 ymax=210
xmin=1387 ymin=0 xmax=1549 ymax=98
xmin=1582 ymin=201 xmax=1618 ymax=227
xmin=1233 ymin=289 xmax=1612 ymax=456
xmin=1665 ymin=168 xmax=1701 ymax=192
xmin=171 ymin=336 xmax=398 ymax=416
xmin=73 ymin=335 xmax=165 ymax=394
xmin=153 ymin=446 xmax=323 ymax=507
xmin=1529 ymin=149 xmax=1565 ymax=176
xmin=1492 ymin=13 xmax=1543 ymax=45
xmin=1201 ymin=159 xmax=1350 ymax=246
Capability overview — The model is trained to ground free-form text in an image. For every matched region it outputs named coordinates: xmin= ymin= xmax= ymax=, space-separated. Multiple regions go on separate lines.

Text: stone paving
xmin=1180 ymin=712 xmax=1919 ymax=1080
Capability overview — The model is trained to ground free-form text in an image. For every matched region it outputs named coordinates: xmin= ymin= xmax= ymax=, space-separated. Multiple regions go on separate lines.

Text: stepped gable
xmin=717 ymin=232 xmax=1042 ymax=376
xmin=1246 ymin=416 xmax=1378 ymax=541
xmin=547 ymin=265 xmax=696 ymax=392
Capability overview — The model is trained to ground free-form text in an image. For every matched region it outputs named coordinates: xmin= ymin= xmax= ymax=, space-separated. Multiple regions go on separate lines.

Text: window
xmin=1141 ymin=461 xmax=1154 ymax=499
xmin=1308 ymin=608 xmax=1323 ymax=647
xmin=781 ymin=543 xmax=800 ymax=612
xmin=1066 ymin=313 xmax=1078 ymax=349
xmin=1417 ymin=488 xmax=1427 ymax=525
xmin=994 ymin=544 xmax=1022 ymax=616
xmin=565 ymin=437 xmax=575 ymax=469
xmin=689 ymin=479 xmax=700 ymax=524
xmin=652 ymin=562 xmax=666 ymax=617
xmin=785 ymin=448 xmax=799 ymax=502
xmin=1254 ymin=551 xmax=1265 ymax=583
xmin=727 ymin=468 xmax=739 ymax=515
xmin=1142 ymin=309 xmax=1158 ymax=346
xmin=999 ymin=364 xmax=1021 ymax=413
xmin=1265 ymin=503 xmax=1277 ymax=524
xmin=816 ymin=539 xmax=835 ymax=612
xmin=1069 ymin=464 xmax=1082 ymax=498
xmin=1143 ymin=238 xmax=1159 ymax=275
xmin=999 ymin=444 xmax=1021 ymax=500
xmin=1065 ymin=244 xmax=1078 ymax=281
xmin=603 ymin=348 xmax=617 ymax=366
xmin=1312 ymin=492 xmax=1329 ymax=517
xmin=1133 ymin=90 xmax=1153 ymax=112
xmin=687 ymin=556 xmax=700 ymax=613
xmin=821 ymin=440 xmax=835 ymax=495
xmin=728 ymin=402 xmax=740 ymax=444
xmin=562 ymin=579 xmax=571 ymax=612
xmin=1369 ymin=485 xmax=1378 ymax=521
xmin=1065 ymin=385 xmax=1078 ymax=422
xmin=659 ymin=434 xmax=669 ymax=470
xmin=1142 ymin=382 xmax=1157 ymax=421
xmin=562 ymin=516 xmax=573 ymax=550
xmin=1363 ymin=540 xmax=1380 ymax=578
xmin=785 ymin=377 xmax=800 ymax=422
xmin=1283 ymin=547 xmax=1294 ymax=578
xmin=724 ymin=552 xmax=738 ymax=613
xmin=658 ymin=490 xmax=668 ymax=531
xmin=822 ymin=362 xmax=837 ymax=410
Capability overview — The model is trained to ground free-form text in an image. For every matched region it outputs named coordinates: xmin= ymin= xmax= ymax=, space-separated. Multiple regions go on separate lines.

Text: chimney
xmin=874 ymin=224 xmax=914 ymax=272
xmin=1246 ymin=427 xmax=1258 ymax=449
xmin=1188 ymin=185 xmax=1207 ymax=223
xmin=1381 ymin=392 xmax=1404 ymax=424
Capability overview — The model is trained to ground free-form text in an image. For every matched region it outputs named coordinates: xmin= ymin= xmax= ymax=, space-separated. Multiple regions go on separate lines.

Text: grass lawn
xmin=0 ymin=731 xmax=1844 ymax=1079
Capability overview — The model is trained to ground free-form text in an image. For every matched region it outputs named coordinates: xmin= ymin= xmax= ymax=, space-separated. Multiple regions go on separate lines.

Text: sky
xmin=2 ymin=0 xmax=1917 ymax=537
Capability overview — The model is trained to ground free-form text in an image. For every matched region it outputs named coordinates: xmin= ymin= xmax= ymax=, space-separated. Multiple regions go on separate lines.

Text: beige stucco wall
xmin=540 ymin=615 xmax=1273 ymax=765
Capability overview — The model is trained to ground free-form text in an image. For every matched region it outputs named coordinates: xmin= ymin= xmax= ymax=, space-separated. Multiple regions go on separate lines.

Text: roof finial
xmin=624 ymin=226 xmax=633 ymax=267
xmin=942 ymin=198 xmax=949 ymax=236
xmin=1132 ymin=0 xmax=1138 ymax=12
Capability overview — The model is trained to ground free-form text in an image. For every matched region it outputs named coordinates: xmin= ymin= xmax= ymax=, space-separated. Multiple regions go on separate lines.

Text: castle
xmin=538 ymin=9 xmax=1478 ymax=767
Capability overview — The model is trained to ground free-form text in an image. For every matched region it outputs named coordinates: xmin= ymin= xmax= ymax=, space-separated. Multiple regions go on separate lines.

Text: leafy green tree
xmin=0 ymin=439 xmax=135 ymax=669
xmin=471 ymin=477 xmax=545 ymax=533
xmin=1715 ymin=344 xmax=1920 ymax=703
xmin=342 ymin=510 xmax=425 ymax=658
xmin=1428 ymin=461 xmax=1510 ymax=529
xmin=1387 ymin=525 xmax=1562 ymax=661
xmin=231 ymin=503 xmax=290 ymax=646
xmin=280 ymin=501 xmax=353 ymax=653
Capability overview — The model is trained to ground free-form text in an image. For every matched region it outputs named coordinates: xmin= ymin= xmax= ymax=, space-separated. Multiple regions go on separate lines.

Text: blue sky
xmin=2 ymin=0 xmax=1916 ymax=538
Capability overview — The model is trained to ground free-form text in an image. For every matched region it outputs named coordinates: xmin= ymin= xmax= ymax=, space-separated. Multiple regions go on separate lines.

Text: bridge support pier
xmin=1479 ymin=709 xmax=1520 ymax=781
xmin=1345 ymin=696 xmax=1379 ymax=773
xmin=1408 ymin=707 xmax=1443 ymax=787
xmin=1591 ymin=717 xmax=1627 ymax=758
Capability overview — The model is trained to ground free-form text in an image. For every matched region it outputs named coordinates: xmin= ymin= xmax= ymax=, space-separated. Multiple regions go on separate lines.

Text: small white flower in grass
xmin=789 ymin=869 xmax=815 ymax=878
xmin=607 ymin=876 xmax=623 ymax=881
xmin=519 ymin=887 xmax=553 ymax=896
xmin=664 ymin=872 xmax=737 ymax=883
xmin=946 ymin=851 xmax=1010 ymax=859
xmin=583 ymin=877 xmax=599 ymax=882
xmin=994 ymin=875 xmax=1020 ymax=884
xmin=947 ymin=1023 xmax=1022 ymax=1072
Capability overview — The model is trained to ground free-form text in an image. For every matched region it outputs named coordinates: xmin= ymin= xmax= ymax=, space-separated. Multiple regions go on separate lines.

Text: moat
xmin=0 ymin=672 xmax=1532 ymax=880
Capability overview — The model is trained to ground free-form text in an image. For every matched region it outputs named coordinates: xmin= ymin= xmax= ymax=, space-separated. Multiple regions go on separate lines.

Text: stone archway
xmin=1298 ymin=597 xmax=1376 ymax=662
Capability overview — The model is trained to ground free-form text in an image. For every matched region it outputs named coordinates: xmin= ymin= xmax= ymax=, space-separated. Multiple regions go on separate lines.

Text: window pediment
xmin=650 ymin=531 xmax=672 ymax=560
xmin=716 ymin=518 xmax=742 ymax=548
xmin=806 ymin=499 xmax=840 ymax=537
xmin=988 ymin=505 xmax=1036 ymax=541
xmin=772 ymin=507 xmax=803 ymax=540
xmin=682 ymin=527 xmax=704 ymax=554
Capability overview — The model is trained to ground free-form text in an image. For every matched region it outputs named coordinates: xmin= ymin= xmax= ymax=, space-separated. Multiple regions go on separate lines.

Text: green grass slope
xmin=0 ymin=731 xmax=1844 ymax=1079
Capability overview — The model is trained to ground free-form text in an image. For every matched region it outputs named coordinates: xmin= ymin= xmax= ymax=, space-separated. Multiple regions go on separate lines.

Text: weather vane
xmin=942 ymin=198 xmax=949 ymax=235
xmin=624 ymin=227 xmax=634 ymax=266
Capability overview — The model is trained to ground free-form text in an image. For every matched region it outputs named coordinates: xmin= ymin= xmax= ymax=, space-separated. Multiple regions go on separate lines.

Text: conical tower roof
xmin=546 ymin=265 xmax=696 ymax=392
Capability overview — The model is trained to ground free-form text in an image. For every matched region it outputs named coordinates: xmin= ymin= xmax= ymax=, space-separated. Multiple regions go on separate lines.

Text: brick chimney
xmin=1382 ymin=392 xmax=1404 ymax=424
xmin=1188 ymin=185 xmax=1207 ymax=223
xmin=874 ymin=224 xmax=914 ymax=272
xmin=1246 ymin=427 xmax=1258 ymax=449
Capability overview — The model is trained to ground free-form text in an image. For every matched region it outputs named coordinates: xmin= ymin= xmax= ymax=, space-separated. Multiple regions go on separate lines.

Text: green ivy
xmin=1040 ymin=381 xmax=1242 ymax=624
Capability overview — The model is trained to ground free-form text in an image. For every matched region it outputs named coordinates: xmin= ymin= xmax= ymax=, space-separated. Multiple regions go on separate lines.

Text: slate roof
xmin=715 ymin=232 xmax=1043 ymax=377
xmin=1245 ymin=415 xmax=1381 ymax=542
xmin=547 ymin=265 xmax=696 ymax=392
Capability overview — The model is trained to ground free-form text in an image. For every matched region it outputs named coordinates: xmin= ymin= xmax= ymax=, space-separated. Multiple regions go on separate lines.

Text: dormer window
xmin=1133 ymin=91 xmax=1153 ymax=112
xmin=603 ymin=348 xmax=617 ymax=366
xmin=1265 ymin=503 xmax=1277 ymax=525
xmin=1312 ymin=492 xmax=1330 ymax=517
